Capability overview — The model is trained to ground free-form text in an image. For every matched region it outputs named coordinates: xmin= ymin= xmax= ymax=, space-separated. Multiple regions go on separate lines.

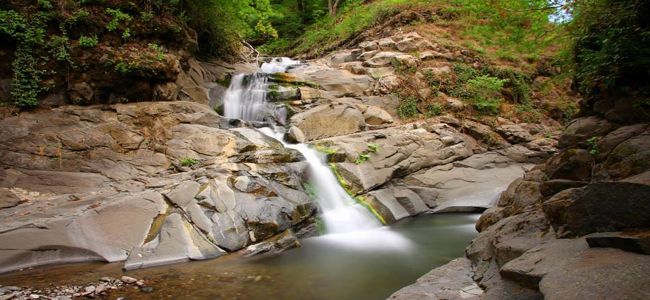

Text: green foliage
xmin=78 ymin=35 xmax=99 ymax=48
xmin=466 ymin=75 xmax=507 ymax=115
xmin=367 ymin=143 xmax=379 ymax=153
xmin=105 ymin=8 xmax=132 ymax=32
xmin=148 ymin=43 xmax=165 ymax=61
xmin=182 ymin=0 xmax=277 ymax=58
xmin=570 ymin=0 xmax=650 ymax=100
xmin=47 ymin=35 xmax=71 ymax=63
xmin=180 ymin=157 xmax=199 ymax=167
xmin=0 ymin=9 xmax=48 ymax=107
xmin=397 ymin=96 xmax=419 ymax=119
xmin=586 ymin=137 xmax=599 ymax=155
xmin=425 ymin=103 xmax=443 ymax=117
xmin=355 ymin=153 xmax=370 ymax=165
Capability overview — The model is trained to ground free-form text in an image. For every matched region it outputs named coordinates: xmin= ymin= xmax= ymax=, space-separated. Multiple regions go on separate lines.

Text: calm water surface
xmin=0 ymin=213 xmax=479 ymax=300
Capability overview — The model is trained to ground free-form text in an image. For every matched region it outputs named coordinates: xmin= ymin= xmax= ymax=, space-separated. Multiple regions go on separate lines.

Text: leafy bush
xmin=180 ymin=157 xmax=199 ymax=167
xmin=397 ymin=96 xmax=419 ymax=119
xmin=105 ymin=8 xmax=132 ymax=32
xmin=425 ymin=103 xmax=444 ymax=117
xmin=78 ymin=35 xmax=98 ymax=48
xmin=466 ymin=75 xmax=507 ymax=115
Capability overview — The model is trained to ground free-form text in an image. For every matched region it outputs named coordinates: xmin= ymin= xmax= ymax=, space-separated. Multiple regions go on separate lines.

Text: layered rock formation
xmin=0 ymin=101 xmax=316 ymax=273
xmin=391 ymin=117 xmax=650 ymax=299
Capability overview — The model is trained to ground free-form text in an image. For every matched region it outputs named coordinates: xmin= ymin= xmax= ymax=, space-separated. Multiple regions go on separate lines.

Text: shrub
xmin=466 ymin=75 xmax=507 ymax=115
xmin=78 ymin=35 xmax=98 ymax=48
xmin=180 ymin=157 xmax=199 ymax=167
xmin=425 ymin=103 xmax=443 ymax=117
xmin=397 ymin=96 xmax=419 ymax=119
xmin=105 ymin=8 xmax=132 ymax=32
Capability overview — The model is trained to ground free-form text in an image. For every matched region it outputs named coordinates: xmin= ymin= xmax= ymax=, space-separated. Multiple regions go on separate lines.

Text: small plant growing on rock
xmin=180 ymin=158 xmax=199 ymax=167
xmin=355 ymin=153 xmax=370 ymax=164
xmin=367 ymin=143 xmax=379 ymax=153
xmin=425 ymin=103 xmax=444 ymax=117
xmin=587 ymin=137 xmax=599 ymax=155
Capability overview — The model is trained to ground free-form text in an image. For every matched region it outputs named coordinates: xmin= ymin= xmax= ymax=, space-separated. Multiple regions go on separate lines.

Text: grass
xmin=180 ymin=157 xmax=199 ymax=167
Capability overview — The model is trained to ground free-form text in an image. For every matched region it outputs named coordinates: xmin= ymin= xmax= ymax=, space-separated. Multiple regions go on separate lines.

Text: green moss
xmin=355 ymin=195 xmax=387 ymax=225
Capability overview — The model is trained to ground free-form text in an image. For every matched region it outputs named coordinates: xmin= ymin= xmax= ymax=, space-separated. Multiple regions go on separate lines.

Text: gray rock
xmin=539 ymin=248 xmax=650 ymax=300
xmin=163 ymin=181 xmax=201 ymax=208
xmin=363 ymin=106 xmax=394 ymax=125
xmin=285 ymin=126 xmax=306 ymax=144
xmin=290 ymin=104 xmax=365 ymax=141
xmin=558 ymin=116 xmax=615 ymax=149
xmin=124 ymin=213 xmax=225 ymax=270
xmin=388 ymin=257 xmax=483 ymax=300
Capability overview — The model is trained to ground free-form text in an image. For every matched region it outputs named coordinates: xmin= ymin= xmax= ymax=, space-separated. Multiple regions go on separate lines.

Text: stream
xmin=0 ymin=214 xmax=479 ymax=300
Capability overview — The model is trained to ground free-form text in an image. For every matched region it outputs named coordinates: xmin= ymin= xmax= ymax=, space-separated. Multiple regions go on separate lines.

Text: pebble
xmin=121 ymin=276 xmax=138 ymax=284
xmin=139 ymin=286 xmax=154 ymax=293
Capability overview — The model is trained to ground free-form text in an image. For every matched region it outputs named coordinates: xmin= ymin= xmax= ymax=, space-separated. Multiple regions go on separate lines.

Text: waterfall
xmin=222 ymin=58 xmax=410 ymax=249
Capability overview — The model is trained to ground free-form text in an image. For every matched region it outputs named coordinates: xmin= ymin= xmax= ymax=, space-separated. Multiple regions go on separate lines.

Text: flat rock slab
xmin=388 ymin=257 xmax=483 ymax=300
xmin=539 ymin=248 xmax=650 ymax=300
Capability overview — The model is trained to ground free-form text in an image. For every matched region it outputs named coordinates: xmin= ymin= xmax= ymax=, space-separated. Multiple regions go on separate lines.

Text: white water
xmin=222 ymin=57 xmax=411 ymax=250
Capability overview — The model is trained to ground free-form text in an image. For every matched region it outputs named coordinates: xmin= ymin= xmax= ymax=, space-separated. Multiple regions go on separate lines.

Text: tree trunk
xmin=328 ymin=0 xmax=341 ymax=16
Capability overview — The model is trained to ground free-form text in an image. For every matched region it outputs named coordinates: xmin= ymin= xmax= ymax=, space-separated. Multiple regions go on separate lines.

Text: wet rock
xmin=366 ymin=187 xmax=429 ymax=223
xmin=284 ymin=126 xmax=306 ymax=144
xmin=242 ymin=229 xmax=300 ymax=257
xmin=388 ymin=257 xmax=483 ymax=300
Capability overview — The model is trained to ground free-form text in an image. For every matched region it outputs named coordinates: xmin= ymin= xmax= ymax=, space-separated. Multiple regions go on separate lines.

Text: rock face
xmin=401 ymin=117 xmax=650 ymax=299
xmin=388 ymin=258 xmax=483 ymax=300
xmin=0 ymin=101 xmax=316 ymax=273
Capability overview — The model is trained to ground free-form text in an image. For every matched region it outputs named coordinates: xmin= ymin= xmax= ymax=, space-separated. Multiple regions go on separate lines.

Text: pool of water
xmin=0 ymin=213 xmax=479 ymax=300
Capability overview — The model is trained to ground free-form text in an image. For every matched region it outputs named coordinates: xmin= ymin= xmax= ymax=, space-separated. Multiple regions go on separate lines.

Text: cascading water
xmin=222 ymin=58 xmax=410 ymax=250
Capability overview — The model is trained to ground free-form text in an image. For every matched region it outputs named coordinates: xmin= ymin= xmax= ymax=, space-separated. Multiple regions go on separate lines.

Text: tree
xmin=328 ymin=0 xmax=341 ymax=15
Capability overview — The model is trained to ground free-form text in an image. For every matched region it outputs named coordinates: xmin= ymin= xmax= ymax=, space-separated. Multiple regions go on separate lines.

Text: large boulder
xmin=558 ymin=116 xmax=615 ymax=149
xmin=290 ymin=103 xmax=365 ymax=141
xmin=543 ymin=182 xmax=650 ymax=237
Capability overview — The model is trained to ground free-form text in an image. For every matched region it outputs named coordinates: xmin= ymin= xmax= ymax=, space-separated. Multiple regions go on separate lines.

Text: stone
xmin=284 ymin=126 xmax=306 ymax=144
xmin=539 ymin=248 xmax=650 ymax=299
xmin=120 ymin=276 xmax=137 ymax=284
xmin=363 ymin=106 xmax=393 ymax=125
xmin=358 ymin=41 xmax=378 ymax=51
xmin=242 ymin=229 xmax=300 ymax=257
xmin=540 ymin=179 xmax=588 ymax=197
xmin=544 ymin=149 xmax=594 ymax=181
xmin=364 ymin=52 xmax=417 ymax=68
xmin=377 ymin=37 xmax=397 ymax=50
xmin=594 ymin=134 xmax=650 ymax=180
xmin=445 ymin=96 xmax=465 ymax=111
xmin=543 ymin=182 xmax=650 ymax=237
xmin=558 ymin=116 xmax=615 ymax=149
xmin=585 ymin=231 xmax=650 ymax=255
xmin=153 ymin=82 xmax=179 ymax=101
xmin=124 ymin=213 xmax=226 ymax=270
xmin=0 ymin=189 xmax=20 ymax=209
xmin=68 ymin=82 xmax=94 ymax=104
xmin=388 ymin=258 xmax=483 ymax=300
xmin=163 ymin=181 xmax=201 ymax=208
xmin=500 ymin=238 xmax=588 ymax=289
xmin=496 ymin=124 xmax=535 ymax=144
xmin=594 ymin=124 xmax=648 ymax=160
xmin=366 ymin=187 xmax=430 ymax=223
xmin=290 ymin=104 xmax=365 ymax=141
